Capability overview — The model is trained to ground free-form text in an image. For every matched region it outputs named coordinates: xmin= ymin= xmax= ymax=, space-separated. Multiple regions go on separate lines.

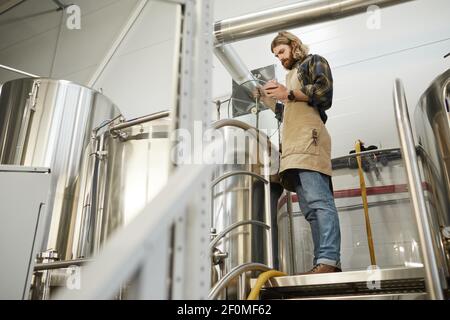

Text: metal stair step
xmin=254 ymin=266 xmax=427 ymax=300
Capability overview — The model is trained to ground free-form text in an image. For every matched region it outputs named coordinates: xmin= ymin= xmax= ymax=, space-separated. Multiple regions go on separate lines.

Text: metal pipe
xmin=279 ymin=198 xmax=411 ymax=221
xmin=212 ymin=119 xmax=273 ymax=149
xmin=214 ymin=0 xmax=414 ymax=45
xmin=109 ymin=110 xmax=170 ymax=133
xmin=393 ymin=78 xmax=444 ymax=300
xmin=212 ymin=170 xmax=268 ymax=188
xmin=214 ymin=45 xmax=257 ymax=91
xmin=332 ymin=147 xmax=400 ymax=162
xmin=209 ymin=220 xmax=270 ymax=251
xmin=262 ymin=146 xmax=274 ymax=268
xmin=208 ymin=263 xmax=271 ymax=300
xmin=238 ymin=273 xmax=249 ymax=300
xmin=34 ymin=259 xmax=92 ymax=271
xmin=0 ymin=63 xmax=39 ymax=77
xmin=286 ymin=191 xmax=296 ymax=274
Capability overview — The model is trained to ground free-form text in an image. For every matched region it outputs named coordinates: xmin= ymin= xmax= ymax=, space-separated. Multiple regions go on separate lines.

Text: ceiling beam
xmin=0 ymin=0 xmax=26 ymax=15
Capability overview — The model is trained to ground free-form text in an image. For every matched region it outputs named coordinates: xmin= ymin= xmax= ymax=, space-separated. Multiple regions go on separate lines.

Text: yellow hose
xmin=247 ymin=270 xmax=287 ymax=300
xmin=355 ymin=140 xmax=377 ymax=266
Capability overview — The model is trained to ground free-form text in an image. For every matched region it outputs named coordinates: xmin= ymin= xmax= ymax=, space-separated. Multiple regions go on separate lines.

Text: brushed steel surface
xmin=210 ymin=119 xmax=279 ymax=299
xmin=0 ymin=78 xmax=121 ymax=259
xmin=292 ymin=292 xmax=427 ymax=300
xmin=214 ymin=0 xmax=413 ymax=45
xmin=415 ymin=69 xmax=450 ymax=237
xmin=265 ymin=266 xmax=424 ymax=288
xmin=72 ymin=115 xmax=172 ymax=258
xmin=395 ymin=78 xmax=446 ymax=299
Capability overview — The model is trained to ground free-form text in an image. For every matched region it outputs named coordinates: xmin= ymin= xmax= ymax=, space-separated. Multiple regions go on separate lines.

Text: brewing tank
xmin=0 ymin=78 xmax=121 ymax=260
xmin=414 ymin=68 xmax=450 ymax=274
xmin=72 ymin=113 xmax=172 ymax=258
xmin=210 ymin=119 xmax=279 ymax=298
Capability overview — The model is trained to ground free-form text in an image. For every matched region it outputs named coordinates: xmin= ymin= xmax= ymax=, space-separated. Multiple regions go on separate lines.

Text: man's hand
xmin=252 ymin=87 xmax=263 ymax=99
xmin=263 ymin=80 xmax=289 ymax=102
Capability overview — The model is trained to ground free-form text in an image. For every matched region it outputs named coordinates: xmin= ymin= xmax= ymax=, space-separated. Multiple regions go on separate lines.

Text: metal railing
xmin=393 ymin=78 xmax=445 ymax=300
xmin=211 ymin=120 xmax=275 ymax=269
xmin=53 ymin=161 xmax=211 ymax=299
xmin=34 ymin=259 xmax=92 ymax=271
xmin=209 ymin=220 xmax=270 ymax=251
xmin=208 ymin=263 xmax=271 ymax=300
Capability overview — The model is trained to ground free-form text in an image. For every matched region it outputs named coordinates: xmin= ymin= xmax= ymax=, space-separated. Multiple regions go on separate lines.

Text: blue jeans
xmin=294 ymin=170 xmax=341 ymax=268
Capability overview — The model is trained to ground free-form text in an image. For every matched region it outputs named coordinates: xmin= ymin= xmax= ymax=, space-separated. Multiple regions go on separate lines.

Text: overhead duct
xmin=214 ymin=0 xmax=414 ymax=45
xmin=214 ymin=45 xmax=256 ymax=86
xmin=214 ymin=45 xmax=269 ymax=117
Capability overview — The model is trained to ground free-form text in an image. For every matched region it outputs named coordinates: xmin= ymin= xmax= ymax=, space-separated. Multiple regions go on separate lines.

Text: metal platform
xmin=256 ymin=267 xmax=428 ymax=300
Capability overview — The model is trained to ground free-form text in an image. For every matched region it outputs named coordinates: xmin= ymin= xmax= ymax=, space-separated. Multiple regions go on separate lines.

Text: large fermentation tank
xmin=0 ymin=78 xmax=120 ymax=260
xmin=414 ymin=68 xmax=450 ymax=273
xmin=72 ymin=112 xmax=172 ymax=258
xmin=277 ymin=149 xmax=424 ymax=273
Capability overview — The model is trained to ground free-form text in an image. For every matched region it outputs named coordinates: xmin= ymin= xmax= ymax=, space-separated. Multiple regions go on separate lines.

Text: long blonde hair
xmin=271 ymin=31 xmax=309 ymax=62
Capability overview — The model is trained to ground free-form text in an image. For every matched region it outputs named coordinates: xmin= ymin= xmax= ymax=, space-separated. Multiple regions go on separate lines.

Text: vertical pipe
xmin=286 ymin=191 xmax=296 ymax=274
xmin=262 ymin=138 xmax=273 ymax=269
xmin=237 ymin=272 xmax=248 ymax=300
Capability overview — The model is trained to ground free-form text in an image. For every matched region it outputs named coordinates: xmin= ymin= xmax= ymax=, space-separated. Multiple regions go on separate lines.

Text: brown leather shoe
xmin=297 ymin=263 xmax=342 ymax=275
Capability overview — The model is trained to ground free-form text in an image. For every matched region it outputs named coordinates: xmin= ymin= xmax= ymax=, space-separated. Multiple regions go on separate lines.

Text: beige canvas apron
xmin=278 ymin=67 xmax=333 ymax=192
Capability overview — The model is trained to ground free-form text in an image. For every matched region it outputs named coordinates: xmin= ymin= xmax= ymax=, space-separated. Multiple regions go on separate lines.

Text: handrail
xmin=211 ymin=170 xmax=268 ymax=188
xmin=208 ymin=263 xmax=271 ymax=300
xmin=34 ymin=259 xmax=92 ymax=271
xmin=332 ymin=148 xmax=401 ymax=162
xmin=393 ymin=78 xmax=444 ymax=300
xmin=209 ymin=220 xmax=270 ymax=251
xmin=211 ymin=119 xmax=275 ymax=151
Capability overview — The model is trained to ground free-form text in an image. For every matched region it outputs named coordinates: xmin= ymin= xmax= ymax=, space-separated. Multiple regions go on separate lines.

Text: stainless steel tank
xmin=210 ymin=119 xmax=279 ymax=299
xmin=72 ymin=112 xmax=172 ymax=258
xmin=414 ymin=68 xmax=450 ymax=273
xmin=0 ymin=78 xmax=121 ymax=260
xmin=278 ymin=149 xmax=424 ymax=273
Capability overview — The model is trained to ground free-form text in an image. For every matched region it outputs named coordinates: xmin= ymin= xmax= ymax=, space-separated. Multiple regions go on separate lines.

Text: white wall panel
xmin=51 ymin=0 xmax=139 ymax=82
xmin=94 ymin=1 xmax=179 ymax=118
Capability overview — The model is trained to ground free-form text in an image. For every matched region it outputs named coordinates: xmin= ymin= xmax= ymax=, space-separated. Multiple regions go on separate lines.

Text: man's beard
xmin=282 ymin=56 xmax=296 ymax=70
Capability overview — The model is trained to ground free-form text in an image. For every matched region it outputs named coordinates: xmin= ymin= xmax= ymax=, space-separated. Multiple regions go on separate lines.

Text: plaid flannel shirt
xmin=295 ymin=54 xmax=333 ymax=123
